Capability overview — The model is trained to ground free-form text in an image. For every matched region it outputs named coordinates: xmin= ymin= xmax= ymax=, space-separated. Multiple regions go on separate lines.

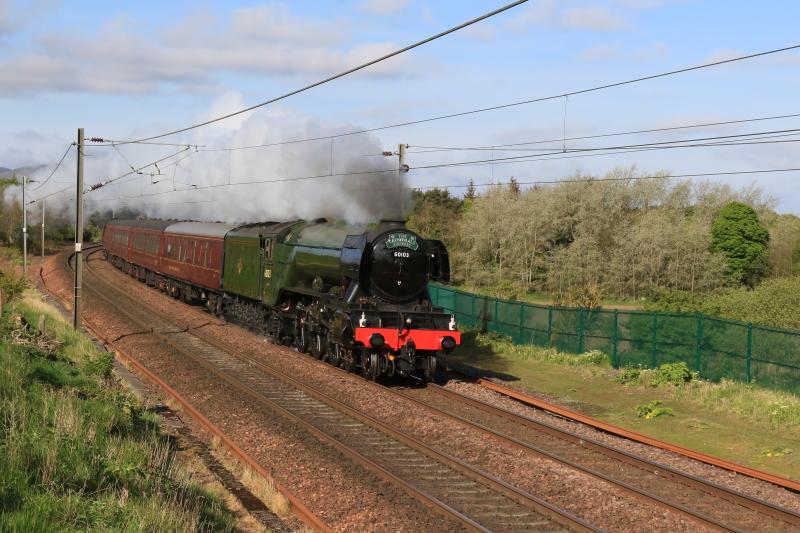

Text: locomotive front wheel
xmin=361 ymin=350 xmax=380 ymax=381
xmin=295 ymin=322 xmax=310 ymax=353
xmin=310 ymin=331 xmax=326 ymax=359
xmin=424 ymin=355 xmax=437 ymax=382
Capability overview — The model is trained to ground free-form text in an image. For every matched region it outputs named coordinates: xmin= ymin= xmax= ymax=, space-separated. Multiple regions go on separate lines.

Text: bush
xmin=616 ymin=366 xmax=643 ymax=385
xmin=645 ymin=288 xmax=705 ymax=313
xmin=651 ymin=362 xmax=696 ymax=387
xmin=636 ymin=400 xmax=673 ymax=419
xmin=0 ymin=271 xmax=28 ymax=303
xmin=578 ymin=350 xmax=608 ymax=366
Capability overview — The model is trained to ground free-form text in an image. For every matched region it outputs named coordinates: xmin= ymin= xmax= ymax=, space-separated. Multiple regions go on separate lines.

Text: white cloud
xmin=0 ymin=0 xmax=13 ymax=35
xmin=704 ymin=49 xmax=745 ymax=64
xmin=461 ymin=24 xmax=496 ymax=42
xmin=359 ymin=0 xmax=410 ymax=16
xmin=561 ymin=6 xmax=629 ymax=31
xmin=508 ymin=1 xmax=629 ymax=32
xmin=614 ymin=0 xmax=668 ymax=8
xmin=506 ymin=0 xmax=558 ymax=31
xmin=578 ymin=43 xmax=619 ymax=61
xmin=578 ymin=41 xmax=666 ymax=62
xmin=633 ymin=41 xmax=666 ymax=61
xmin=0 ymin=4 xmax=412 ymax=96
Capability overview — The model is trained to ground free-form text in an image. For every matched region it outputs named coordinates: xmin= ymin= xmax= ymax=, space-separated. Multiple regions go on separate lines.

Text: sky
xmin=1 ymin=0 xmax=800 ymax=220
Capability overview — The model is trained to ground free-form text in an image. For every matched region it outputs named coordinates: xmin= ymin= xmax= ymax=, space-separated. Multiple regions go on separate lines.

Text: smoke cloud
xmin=81 ymin=92 xmax=410 ymax=225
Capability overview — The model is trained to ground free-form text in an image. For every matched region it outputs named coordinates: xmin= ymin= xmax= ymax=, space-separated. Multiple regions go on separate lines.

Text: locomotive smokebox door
xmin=370 ymin=231 xmax=429 ymax=303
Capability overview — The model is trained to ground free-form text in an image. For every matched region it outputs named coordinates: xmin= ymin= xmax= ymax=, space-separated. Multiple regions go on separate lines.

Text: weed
xmin=650 ymin=362 xmax=696 ymax=387
xmin=635 ymin=400 xmax=673 ymax=419
xmin=577 ymin=350 xmax=608 ymax=366
xmin=760 ymin=446 xmax=792 ymax=458
xmin=0 ymin=271 xmax=28 ymax=303
xmin=616 ymin=366 xmax=643 ymax=385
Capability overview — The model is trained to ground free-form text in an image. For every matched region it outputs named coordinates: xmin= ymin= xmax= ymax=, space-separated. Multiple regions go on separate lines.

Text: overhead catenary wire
xmin=108 ymin=0 xmax=530 ymax=145
xmin=90 ymin=166 xmax=800 ymax=204
xmin=28 ymin=143 xmax=75 ymax=191
xmin=399 ymin=167 xmax=800 ymax=191
xmin=405 ymin=111 xmax=800 ymax=153
xmin=86 ymin=130 xmax=800 ymax=203
xmin=112 ymin=42 xmax=800 ymax=155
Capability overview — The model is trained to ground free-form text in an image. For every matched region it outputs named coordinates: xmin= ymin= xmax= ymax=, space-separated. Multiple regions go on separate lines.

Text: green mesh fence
xmin=429 ymin=284 xmax=800 ymax=391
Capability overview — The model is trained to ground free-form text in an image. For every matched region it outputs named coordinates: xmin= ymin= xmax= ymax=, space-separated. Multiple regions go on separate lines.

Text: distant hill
xmin=0 ymin=165 xmax=47 ymax=180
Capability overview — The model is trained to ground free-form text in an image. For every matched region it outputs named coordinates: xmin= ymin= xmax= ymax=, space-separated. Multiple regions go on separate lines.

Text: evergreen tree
xmin=464 ymin=179 xmax=476 ymax=200
xmin=711 ymin=201 xmax=770 ymax=286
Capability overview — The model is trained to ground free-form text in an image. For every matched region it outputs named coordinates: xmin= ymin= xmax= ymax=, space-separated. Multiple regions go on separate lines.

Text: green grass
xmin=453 ymin=331 xmax=800 ymax=479
xmin=0 ymin=288 xmax=234 ymax=531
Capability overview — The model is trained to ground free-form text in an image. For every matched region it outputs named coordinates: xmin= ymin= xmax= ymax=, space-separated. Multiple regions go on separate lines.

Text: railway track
xmin=73 ymin=246 xmax=800 ymax=531
xmin=76 ymin=247 xmax=599 ymax=532
xmin=262 ymin=337 xmax=800 ymax=532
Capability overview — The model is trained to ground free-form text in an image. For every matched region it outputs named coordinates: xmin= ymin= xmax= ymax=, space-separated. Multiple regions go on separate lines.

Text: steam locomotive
xmin=102 ymin=218 xmax=461 ymax=381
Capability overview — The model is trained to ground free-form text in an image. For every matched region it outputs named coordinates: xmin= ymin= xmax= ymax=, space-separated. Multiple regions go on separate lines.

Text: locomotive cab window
xmin=264 ymin=239 xmax=273 ymax=260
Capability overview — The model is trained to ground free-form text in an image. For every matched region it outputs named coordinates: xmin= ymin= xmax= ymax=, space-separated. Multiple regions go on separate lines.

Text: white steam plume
xmin=84 ymin=93 xmax=410 ymax=224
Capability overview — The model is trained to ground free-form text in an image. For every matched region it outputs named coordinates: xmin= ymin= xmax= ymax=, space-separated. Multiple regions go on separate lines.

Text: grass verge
xmin=452 ymin=331 xmax=800 ymax=480
xmin=0 ymin=285 xmax=234 ymax=531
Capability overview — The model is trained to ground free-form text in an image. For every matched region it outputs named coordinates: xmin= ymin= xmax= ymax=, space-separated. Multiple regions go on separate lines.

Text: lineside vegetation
xmin=0 ymin=273 xmax=233 ymax=531
xmin=408 ymin=168 xmax=800 ymax=328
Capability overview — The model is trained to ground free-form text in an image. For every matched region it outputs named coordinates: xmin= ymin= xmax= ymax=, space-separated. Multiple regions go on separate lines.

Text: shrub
xmin=0 ymin=271 xmax=28 ymax=303
xmin=651 ymin=362 xmax=696 ymax=387
xmin=616 ymin=366 xmax=643 ymax=385
xmin=578 ymin=350 xmax=608 ymax=366
xmin=636 ymin=400 xmax=673 ymax=419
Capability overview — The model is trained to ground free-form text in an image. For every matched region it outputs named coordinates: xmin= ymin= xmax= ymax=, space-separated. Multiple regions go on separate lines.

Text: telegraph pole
xmin=398 ymin=143 xmax=408 ymax=219
xmin=21 ymin=175 xmax=27 ymax=275
xmin=41 ymin=201 xmax=45 ymax=258
xmin=74 ymin=128 xmax=84 ymax=330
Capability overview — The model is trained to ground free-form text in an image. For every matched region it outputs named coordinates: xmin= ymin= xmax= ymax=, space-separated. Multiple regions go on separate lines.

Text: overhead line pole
xmin=21 ymin=175 xmax=27 ymax=275
xmin=74 ymin=128 xmax=84 ymax=330
xmin=41 ymin=201 xmax=45 ymax=258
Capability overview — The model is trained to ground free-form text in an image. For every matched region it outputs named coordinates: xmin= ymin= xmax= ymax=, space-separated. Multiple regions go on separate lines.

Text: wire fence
xmin=429 ymin=284 xmax=800 ymax=391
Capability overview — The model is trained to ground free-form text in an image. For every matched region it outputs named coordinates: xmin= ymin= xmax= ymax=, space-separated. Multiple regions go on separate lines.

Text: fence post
xmin=577 ymin=309 xmax=585 ymax=353
xmin=612 ymin=309 xmax=619 ymax=368
xmin=746 ymin=323 xmax=753 ymax=383
xmin=650 ymin=314 xmax=658 ymax=368
xmin=518 ymin=303 xmax=525 ymax=344
xmin=695 ymin=314 xmax=703 ymax=372
xmin=547 ymin=306 xmax=553 ymax=346
xmin=471 ymin=293 xmax=476 ymax=327
xmin=493 ymin=298 xmax=499 ymax=334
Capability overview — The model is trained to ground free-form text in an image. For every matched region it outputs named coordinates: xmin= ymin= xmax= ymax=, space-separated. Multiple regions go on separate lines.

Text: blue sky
xmin=2 ymin=0 xmax=800 ymax=218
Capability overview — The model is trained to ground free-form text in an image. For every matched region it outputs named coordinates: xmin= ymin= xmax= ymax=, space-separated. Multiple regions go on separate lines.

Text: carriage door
xmin=261 ymin=237 xmax=273 ymax=303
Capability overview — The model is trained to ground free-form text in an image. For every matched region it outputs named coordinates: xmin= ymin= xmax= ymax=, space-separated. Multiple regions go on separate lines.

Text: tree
xmin=711 ymin=201 xmax=770 ymax=286
xmin=406 ymin=188 xmax=462 ymax=242
xmin=464 ymin=179 xmax=476 ymax=200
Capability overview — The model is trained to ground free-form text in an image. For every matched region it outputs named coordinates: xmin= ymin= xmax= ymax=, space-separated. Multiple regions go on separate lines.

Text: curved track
xmin=76 ymin=247 xmax=599 ymax=532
